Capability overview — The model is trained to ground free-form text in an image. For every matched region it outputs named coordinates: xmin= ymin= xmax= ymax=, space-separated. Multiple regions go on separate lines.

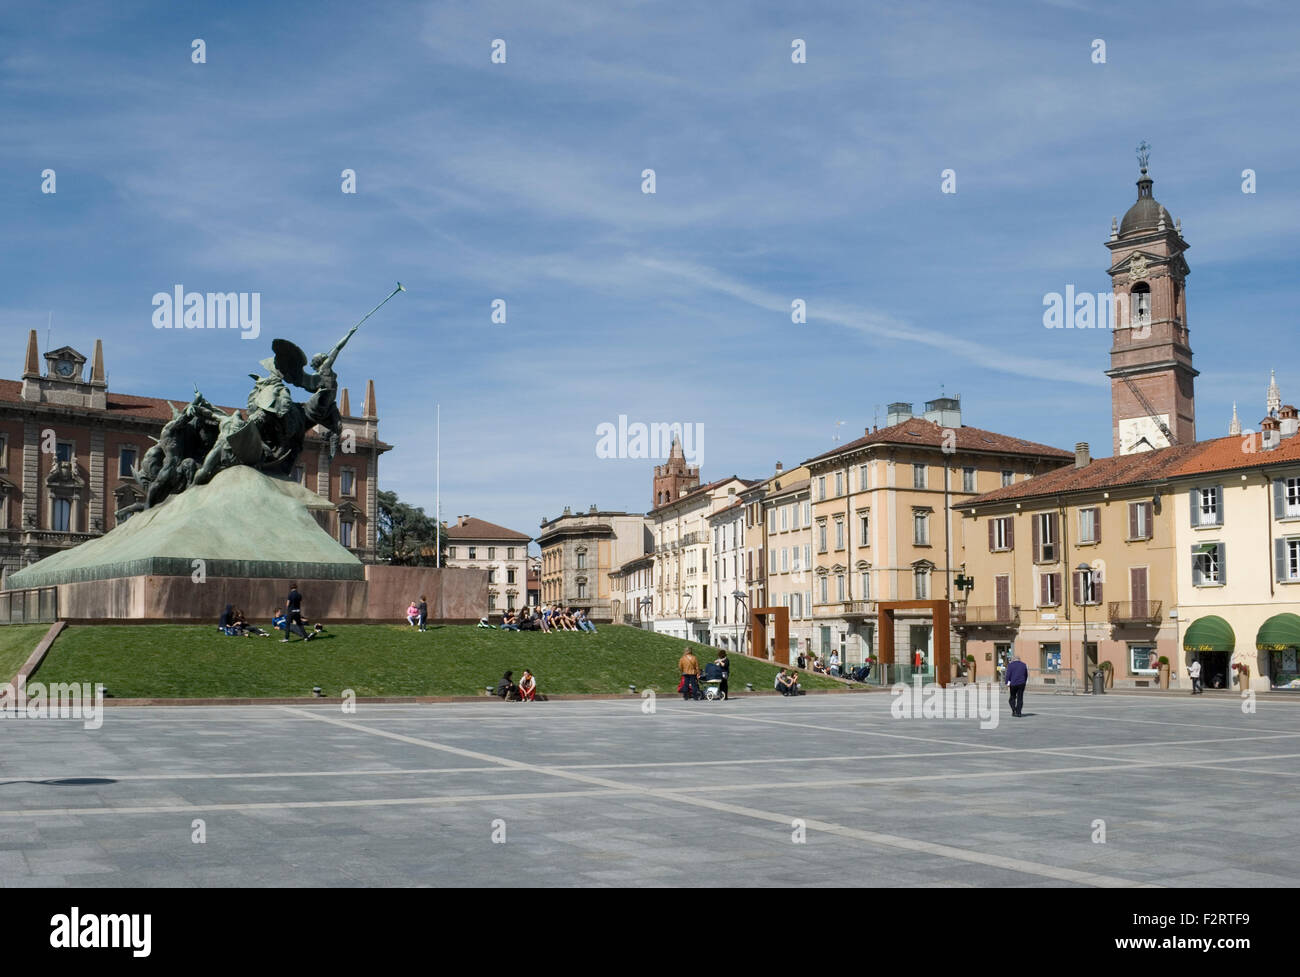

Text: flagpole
xmin=436 ymin=403 xmax=441 ymax=569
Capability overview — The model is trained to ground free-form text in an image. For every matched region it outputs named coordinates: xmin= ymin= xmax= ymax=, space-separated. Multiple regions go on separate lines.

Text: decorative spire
xmin=22 ymin=329 xmax=40 ymax=378
xmin=90 ymin=338 xmax=106 ymax=386
xmin=340 ymin=387 xmax=351 ymax=417
xmin=1229 ymin=402 xmax=1241 ymax=436
xmin=1268 ymin=369 xmax=1282 ymax=417
xmin=1110 ymin=216 xmax=1118 ymax=241
xmin=362 ymin=378 xmax=377 ymax=419
xmin=1135 ymin=140 xmax=1154 ymax=199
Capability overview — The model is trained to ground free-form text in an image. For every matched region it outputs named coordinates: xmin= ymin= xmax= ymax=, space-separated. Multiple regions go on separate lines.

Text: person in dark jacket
xmin=496 ymin=670 xmax=518 ymax=700
xmin=1005 ymin=655 xmax=1029 ymax=717
xmin=417 ymin=595 xmax=428 ymax=632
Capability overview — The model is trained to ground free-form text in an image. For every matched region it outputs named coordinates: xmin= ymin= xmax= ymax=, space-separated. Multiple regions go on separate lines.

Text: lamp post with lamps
xmin=733 ymin=589 xmax=749 ymax=657
xmin=1076 ymin=562 xmax=1093 ymax=694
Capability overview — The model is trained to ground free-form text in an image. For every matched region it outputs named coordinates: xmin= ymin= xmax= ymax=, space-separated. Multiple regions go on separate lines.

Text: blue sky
xmin=3 ymin=0 xmax=1298 ymax=544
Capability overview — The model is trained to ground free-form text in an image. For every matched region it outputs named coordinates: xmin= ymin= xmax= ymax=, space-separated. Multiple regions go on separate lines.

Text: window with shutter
xmin=1143 ymin=502 xmax=1154 ymax=541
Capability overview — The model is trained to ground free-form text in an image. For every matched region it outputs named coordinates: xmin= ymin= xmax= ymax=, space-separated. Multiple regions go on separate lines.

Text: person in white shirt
xmin=1189 ymin=658 xmax=1203 ymax=695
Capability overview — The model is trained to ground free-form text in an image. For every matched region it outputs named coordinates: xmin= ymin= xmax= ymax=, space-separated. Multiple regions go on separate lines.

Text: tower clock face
xmin=1118 ymin=415 xmax=1171 ymax=455
xmin=55 ymin=358 xmax=75 ymax=377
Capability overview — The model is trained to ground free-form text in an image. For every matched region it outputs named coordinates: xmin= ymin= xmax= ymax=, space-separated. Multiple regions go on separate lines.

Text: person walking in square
xmin=282 ymin=581 xmax=312 ymax=642
xmin=1189 ymin=657 xmax=1203 ymax=695
xmin=1005 ymin=654 xmax=1028 ymax=717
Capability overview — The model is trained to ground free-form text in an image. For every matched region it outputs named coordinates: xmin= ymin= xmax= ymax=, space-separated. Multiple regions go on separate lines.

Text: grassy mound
xmin=32 ymin=623 xmax=845 ymax=698
xmin=0 ymin=624 xmax=53 ymax=681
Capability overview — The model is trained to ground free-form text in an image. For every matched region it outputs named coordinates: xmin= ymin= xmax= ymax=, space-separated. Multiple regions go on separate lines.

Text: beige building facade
xmin=442 ymin=515 xmax=531 ymax=614
xmin=537 ymin=506 xmax=650 ymax=622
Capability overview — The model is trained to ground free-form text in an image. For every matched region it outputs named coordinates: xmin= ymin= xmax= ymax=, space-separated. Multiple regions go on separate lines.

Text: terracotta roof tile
xmin=803 ymin=418 xmax=1073 ymax=466
xmin=1170 ymin=431 xmax=1300 ymax=477
xmin=967 ymin=431 xmax=1300 ymax=508
xmin=445 ymin=517 xmax=532 ymax=541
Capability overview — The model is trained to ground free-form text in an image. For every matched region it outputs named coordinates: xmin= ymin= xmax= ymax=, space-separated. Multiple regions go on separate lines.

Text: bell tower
xmin=1105 ymin=143 xmax=1197 ymax=455
xmin=651 ymin=435 xmax=699 ymax=509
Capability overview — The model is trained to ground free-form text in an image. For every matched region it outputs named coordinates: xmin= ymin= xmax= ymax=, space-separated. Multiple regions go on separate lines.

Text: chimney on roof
xmin=458 ymin=514 xmax=470 ymax=526
xmin=774 ymin=461 xmax=783 ymax=473
xmin=1280 ymin=405 xmax=1299 ymax=438
xmin=1074 ymin=442 xmax=1091 ymax=469
xmin=589 ymin=504 xmax=597 ymax=513
xmin=563 ymin=506 xmax=571 ymax=515
xmin=1262 ymin=416 xmax=1281 ymax=450
xmin=886 ymin=402 xmax=913 ymax=426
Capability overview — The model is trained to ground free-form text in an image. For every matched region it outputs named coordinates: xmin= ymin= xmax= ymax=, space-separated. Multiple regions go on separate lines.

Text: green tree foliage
xmin=377 ymin=490 xmax=446 ymax=566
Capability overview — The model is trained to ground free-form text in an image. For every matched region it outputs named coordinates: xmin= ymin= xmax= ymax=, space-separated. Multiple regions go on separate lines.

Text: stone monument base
xmin=5 ymin=465 xmax=489 ymax=623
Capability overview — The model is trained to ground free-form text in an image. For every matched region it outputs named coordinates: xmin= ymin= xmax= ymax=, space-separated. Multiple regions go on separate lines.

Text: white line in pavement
xmin=5 ymin=732 xmax=1298 ymax=785
xmin=276 ymin=706 xmax=1148 ymax=888
xmin=0 ymin=788 xmax=622 ymax=817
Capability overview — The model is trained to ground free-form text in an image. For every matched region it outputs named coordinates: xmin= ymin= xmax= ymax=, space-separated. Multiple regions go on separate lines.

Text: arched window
xmin=1130 ymin=283 xmax=1151 ymax=327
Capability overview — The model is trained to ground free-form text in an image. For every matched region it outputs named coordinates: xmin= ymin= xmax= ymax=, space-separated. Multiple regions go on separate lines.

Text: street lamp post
xmin=733 ymin=589 xmax=749 ymax=658
xmin=1076 ymin=562 xmax=1093 ymax=694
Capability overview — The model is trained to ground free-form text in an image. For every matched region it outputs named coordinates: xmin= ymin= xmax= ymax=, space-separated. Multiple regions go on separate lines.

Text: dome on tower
xmin=1119 ymin=166 xmax=1174 ymax=236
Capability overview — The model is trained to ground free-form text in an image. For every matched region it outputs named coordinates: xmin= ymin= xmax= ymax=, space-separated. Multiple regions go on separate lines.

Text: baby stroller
xmin=700 ymin=662 xmax=727 ymax=701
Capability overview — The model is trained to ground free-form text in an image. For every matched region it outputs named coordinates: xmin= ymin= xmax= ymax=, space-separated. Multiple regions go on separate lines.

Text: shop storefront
xmin=1183 ymin=615 xmax=1235 ymax=690
xmin=1258 ymin=613 xmax=1300 ymax=691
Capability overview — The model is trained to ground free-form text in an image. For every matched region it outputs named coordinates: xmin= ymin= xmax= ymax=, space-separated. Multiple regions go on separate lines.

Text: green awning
xmin=1184 ymin=615 xmax=1235 ymax=653
xmin=1256 ymin=613 xmax=1300 ymax=652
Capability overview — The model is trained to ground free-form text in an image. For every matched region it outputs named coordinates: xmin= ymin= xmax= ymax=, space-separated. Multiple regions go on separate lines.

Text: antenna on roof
xmin=46 ymin=311 xmax=52 ymax=353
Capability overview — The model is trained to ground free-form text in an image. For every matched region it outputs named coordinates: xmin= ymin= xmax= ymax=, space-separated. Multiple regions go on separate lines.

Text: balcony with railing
xmin=1108 ymin=600 xmax=1163 ymax=626
xmin=813 ymin=600 xmax=877 ymax=618
xmin=952 ymin=604 xmax=1020 ymax=628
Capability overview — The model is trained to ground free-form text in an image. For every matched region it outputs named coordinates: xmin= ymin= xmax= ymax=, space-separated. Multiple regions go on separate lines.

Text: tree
xmin=377 ymin=490 xmax=446 ymax=566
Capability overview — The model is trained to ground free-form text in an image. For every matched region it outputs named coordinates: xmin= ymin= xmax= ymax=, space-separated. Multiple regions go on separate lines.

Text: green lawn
xmin=0 ymin=624 xmax=53 ymax=682
xmin=32 ymin=623 xmax=847 ymax=699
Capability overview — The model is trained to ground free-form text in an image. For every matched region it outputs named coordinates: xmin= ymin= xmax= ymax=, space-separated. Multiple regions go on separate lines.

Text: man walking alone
xmin=1189 ymin=657 xmax=1203 ymax=695
xmin=678 ymin=645 xmax=701 ymax=701
xmin=1005 ymin=654 xmax=1028 ymax=717
xmin=282 ymin=581 xmax=312 ymax=643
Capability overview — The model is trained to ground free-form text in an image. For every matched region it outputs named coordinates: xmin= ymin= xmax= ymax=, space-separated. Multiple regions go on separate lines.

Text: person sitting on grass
xmin=518 ymin=669 xmax=537 ymax=701
xmin=496 ymin=670 xmax=519 ymax=700
xmin=233 ymin=607 xmax=269 ymax=637
xmin=576 ymin=609 xmax=597 ymax=633
xmin=219 ymin=604 xmax=237 ymax=635
xmin=501 ymin=611 xmax=520 ymax=631
xmin=407 ymin=601 xmax=420 ymax=627
xmin=477 ymin=614 xmax=497 ymax=629
xmin=776 ymin=670 xmax=801 ymax=696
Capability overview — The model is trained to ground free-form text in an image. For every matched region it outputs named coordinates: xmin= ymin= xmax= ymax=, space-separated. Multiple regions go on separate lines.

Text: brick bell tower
xmin=1105 ymin=143 xmax=1197 ymax=455
xmin=651 ymin=435 xmax=699 ymax=509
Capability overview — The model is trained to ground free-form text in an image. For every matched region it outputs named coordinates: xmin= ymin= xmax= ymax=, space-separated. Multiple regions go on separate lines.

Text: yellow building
xmin=804 ymin=398 xmax=1072 ymax=671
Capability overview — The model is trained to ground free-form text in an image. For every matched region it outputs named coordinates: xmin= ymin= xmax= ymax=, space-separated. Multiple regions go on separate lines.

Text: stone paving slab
xmin=1 ymin=691 xmax=1297 ymax=886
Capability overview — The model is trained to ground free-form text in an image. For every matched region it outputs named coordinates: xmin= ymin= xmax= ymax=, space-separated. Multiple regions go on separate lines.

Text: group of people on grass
xmin=217 ymin=583 xmax=323 ymax=643
xmin=496 ymin=669 xmax=540 ymax=701
xmin=405 ymin=598 xmax=429 ymax=631
xmin=480 ymin=605 xmax=597 ymax=633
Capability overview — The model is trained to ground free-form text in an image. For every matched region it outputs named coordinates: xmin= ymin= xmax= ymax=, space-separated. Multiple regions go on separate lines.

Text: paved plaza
xmin=2 ymin=691 xmax=1299 ymax=887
